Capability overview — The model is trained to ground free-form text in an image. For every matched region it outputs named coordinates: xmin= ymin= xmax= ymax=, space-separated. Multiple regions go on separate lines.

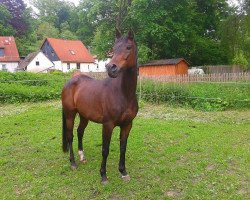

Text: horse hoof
xmin=121 ymin=174 xmax=131 ymax=182
xmin=101 ymin=177 xmax=108 ymax=185
xmin=80 ymin=159 xmax=87 ymax=164
xmin=71 ymin=164 xmax=77 ymax=170
xmin=101 ymin=180 xmax=109 ymax=185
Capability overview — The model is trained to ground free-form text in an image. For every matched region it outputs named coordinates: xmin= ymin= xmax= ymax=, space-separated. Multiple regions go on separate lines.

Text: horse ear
xmin=116 ymin=28 xmax=122 ymax=39
xmin=128 ymin=29 xmax=134 ymax=40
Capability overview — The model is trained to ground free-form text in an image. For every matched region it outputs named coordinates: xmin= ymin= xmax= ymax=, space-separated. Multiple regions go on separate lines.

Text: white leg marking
xmin=78 ymin=150 xmax=85 ymax=162
xmin=121 ymin=174 xmax=131 ymax=182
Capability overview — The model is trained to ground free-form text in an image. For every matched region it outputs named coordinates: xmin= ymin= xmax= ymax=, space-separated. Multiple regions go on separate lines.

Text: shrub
xmin=0 ymin=72 xmax=69 ymax=104
xmin=138 ymin=80 xmax=250 ymax=111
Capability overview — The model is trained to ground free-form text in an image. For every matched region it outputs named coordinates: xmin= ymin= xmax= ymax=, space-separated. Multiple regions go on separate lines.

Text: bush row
xmin=0 ymin=72 xmax=69 ymax=103
xmin=138 ymin=80 xmax=250 ymax=111
xmin=1 ymin=72 xmax=249 ymax=111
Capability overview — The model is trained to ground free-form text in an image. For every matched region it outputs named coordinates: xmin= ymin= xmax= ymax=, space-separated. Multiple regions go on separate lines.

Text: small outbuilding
xmin=139 ymin=58 xmax=189 ymax=76
xmin=18 ymin=51 xmax=54 ymax=73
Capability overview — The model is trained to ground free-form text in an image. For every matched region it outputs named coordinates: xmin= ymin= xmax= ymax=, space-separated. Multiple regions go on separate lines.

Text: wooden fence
xmin=140 ymin=72 xmax=250 ymax=83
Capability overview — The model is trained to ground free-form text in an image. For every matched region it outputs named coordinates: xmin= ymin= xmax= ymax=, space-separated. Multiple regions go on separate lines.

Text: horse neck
xmin=115 ymin=66 xmax=138 ymax=99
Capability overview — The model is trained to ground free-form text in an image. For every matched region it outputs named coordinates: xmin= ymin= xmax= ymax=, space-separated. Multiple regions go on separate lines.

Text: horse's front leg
xmin=119 ymin=122 xmax=132 ymax=182
xmin=100 ymin=123 xmax=114 ymax=184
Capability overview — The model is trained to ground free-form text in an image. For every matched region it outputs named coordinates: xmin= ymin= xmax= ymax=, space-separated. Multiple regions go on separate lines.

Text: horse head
xmin=106 ymin=29 xmax=137 ymax=78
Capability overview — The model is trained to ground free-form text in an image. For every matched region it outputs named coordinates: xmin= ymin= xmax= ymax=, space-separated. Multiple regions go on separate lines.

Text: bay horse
xmin=61 ymin=30 xmax=138 ymax=184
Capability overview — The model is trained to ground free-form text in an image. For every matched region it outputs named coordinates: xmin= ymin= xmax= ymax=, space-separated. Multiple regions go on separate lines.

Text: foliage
xmin=0 ymin=72 xmax=69 ymax=103
xmin=0 ymin=0 xmax=249 ymax=66
xmin=138 ymin=80 xmax=250 ymax=111
xmin=232 ymin=51 xmax=249 ymax=68
xmin=220 ymin=0 xmax=250 ymax=69
xmin=1 ymin=72 xmax=249 ymax=111
xmin=0 ymin=0 xmax=28 ymax=35
xmin=0 ymin=4 xmax=15 ymax=35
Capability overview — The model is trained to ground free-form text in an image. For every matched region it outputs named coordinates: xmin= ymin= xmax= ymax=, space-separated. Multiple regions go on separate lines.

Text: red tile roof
xmin=44 ymin=38 xmax=95 ymax=63
xmin=0 ymin=36 xmax=20 ymax=62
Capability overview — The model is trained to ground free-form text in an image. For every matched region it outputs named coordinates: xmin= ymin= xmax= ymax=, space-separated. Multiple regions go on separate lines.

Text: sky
xmin=24 ymin=0 xmax=240 ymax=11
xmin=22 ymin=0 xmax=241 ymax=18
xmin=24 ymin=0 xmax=79 ymax=6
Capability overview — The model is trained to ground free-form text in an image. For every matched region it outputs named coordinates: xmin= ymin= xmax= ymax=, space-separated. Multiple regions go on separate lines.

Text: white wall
xmin=53 ymin=61 xmax=63 ymax=71
xmin=95 ymin=58 xmax=110 ymax=72
xmin=0 ymin=62 xmax=18 ymax=72
xmin=61 ymin=62 xmax=98 ymax=73
xmin=80 ymin=63 xmax=98 ymax=72
xmin=53 ymin=61 xmax=107 ymax=73
xmin=26 ymin=52 xmax=54 ymax=73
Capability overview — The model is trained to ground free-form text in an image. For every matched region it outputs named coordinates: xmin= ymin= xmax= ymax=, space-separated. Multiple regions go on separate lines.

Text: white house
xmin=0 ymin=36 xmax=20 ymax=72
xmin=18 ymin=51 xmax=54 ymax=73
xmin=41 ymin=38 xmax=96 ymax=73
xmin=94 ymin=58 xmax=110 ymax=72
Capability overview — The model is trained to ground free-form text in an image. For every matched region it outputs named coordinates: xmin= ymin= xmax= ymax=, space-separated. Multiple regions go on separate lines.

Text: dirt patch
xmin=138 ymin=103 xmax=250 ymax=124
xmin=165 ymin=190 xmax=182 ymax=198
xmin=206 ymin=164 xmax=215 ymax=171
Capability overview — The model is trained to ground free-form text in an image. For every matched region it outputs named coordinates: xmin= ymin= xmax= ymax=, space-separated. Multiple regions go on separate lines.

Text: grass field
xmin=0 ymin=101 xmax=249 ymax=199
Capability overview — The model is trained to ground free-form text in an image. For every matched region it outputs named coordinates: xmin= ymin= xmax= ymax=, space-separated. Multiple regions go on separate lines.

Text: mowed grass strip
xmin=0 ymin=101 xmax=249 ymax=199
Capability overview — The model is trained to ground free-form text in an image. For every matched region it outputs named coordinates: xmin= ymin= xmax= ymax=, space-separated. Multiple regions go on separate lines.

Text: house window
xmin=67 ymin=63 xmax=70 ymax=70
xmin=36 ymin=61 xmax=39 ymax=66
xmin=88 ymin=65 xmax=89 ymax=70
xmin=77 ymin=63 xmax=80 ymax=70
xmin=69 ymin=50 xmax=75 ymax=55
xmin=2 ymin=64 xmax=7 ymax=71
xmin=51 ymin=50 xmax=55 ymax=56
xmin=0 ymin=48 xmax=4 ymax=57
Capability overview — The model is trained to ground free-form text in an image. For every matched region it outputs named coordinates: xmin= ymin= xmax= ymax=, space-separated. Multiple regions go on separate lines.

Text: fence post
xmin=139 ymin=75 xmax=142 ymax=101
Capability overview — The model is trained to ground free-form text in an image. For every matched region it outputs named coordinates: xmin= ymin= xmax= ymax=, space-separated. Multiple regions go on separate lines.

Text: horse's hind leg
xmin=77 ymin=116 xmax=88 ymax=163
xmin=65 ymin=111 xmax=77 ymax=170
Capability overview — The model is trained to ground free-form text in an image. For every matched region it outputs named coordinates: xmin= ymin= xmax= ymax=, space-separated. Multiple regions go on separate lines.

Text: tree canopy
xmin=0 ymin=0 xmax=249 ymax=68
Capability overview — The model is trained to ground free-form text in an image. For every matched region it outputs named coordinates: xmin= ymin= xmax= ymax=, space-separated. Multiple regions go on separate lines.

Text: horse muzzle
xmin=106 ymin=64 xmax=119 ymax=78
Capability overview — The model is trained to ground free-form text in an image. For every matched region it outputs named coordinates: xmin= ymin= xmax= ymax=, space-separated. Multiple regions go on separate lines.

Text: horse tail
xmin=62 ymin=108 xmax=69 ymax=152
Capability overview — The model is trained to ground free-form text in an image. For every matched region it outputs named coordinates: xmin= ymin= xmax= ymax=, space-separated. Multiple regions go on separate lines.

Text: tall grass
xmin=0 ymin=72 xmax=249 ymax=111
xmin=139 ymin=80 xmax=250 ymax=111
xmin=0 ymin=71 xmax=69 ymax=103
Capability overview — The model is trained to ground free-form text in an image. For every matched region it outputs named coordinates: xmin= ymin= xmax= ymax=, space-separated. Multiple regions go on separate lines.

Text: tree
xmin=31 ymin=0 xmax=75 ymax=29
xmin=76 ymin=0 xmax=119 ymax=57
xmin=83 ymin=0 xmax=230 ymax=65
xmin=0 ymin=4 xmax=15 ymax=35
xmin=220 ymin=0 xmax=250 ymax=66
xmin=36 ymin=22 xmax=60 ymax=41
xmin=0 ymin=0 xmax=28 ymax=35
xmin=60 ymin=22 xmax=77 ymax=40
xmin=232 ymin=50 xmax=248 ymax=68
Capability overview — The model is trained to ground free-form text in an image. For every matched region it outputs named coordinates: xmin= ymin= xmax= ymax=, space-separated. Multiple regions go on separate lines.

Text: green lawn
xmin=0 ymin=101 xmax=249 ymax=199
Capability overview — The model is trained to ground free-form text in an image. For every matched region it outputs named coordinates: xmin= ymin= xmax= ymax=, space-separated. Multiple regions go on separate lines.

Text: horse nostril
xmin=111 ymin=64 xmax=117 ymax=73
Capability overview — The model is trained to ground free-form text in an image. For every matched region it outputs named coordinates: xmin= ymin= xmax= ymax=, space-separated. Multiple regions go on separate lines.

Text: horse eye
xmin=126 ymin=46 xmax=132 ymax=50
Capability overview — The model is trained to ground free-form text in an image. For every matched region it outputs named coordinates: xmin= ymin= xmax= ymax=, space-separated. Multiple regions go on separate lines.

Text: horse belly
xmin=75 ymin=89 xmax=104 ymax=123
xmin=119 ymin=108 xmax=137 ymax=124
xmin=77 ymin=101 xmax=104 ymax=123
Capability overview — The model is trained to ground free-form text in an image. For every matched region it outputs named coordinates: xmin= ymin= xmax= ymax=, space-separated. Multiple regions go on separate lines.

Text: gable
xmin=41 ymin=40 xmax=60 ymax=62
xmin=18 ymin=51 xmax=54 ymax=70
